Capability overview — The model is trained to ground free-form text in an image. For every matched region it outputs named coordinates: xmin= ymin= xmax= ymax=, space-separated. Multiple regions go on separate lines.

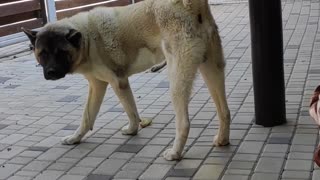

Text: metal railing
xmin=0 ymin=0 xmax=137 ymax=47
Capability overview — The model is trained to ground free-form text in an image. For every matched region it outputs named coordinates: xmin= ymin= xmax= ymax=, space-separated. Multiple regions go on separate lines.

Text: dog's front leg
xmin=61 ymin=78 xmax=108 ymax=145
xmin=111 ymin=79 xmax=140 ymax=135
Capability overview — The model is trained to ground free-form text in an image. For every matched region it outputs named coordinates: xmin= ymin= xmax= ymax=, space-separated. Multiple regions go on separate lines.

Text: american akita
xmin=23 ymin=0 xmax=230 ymax=160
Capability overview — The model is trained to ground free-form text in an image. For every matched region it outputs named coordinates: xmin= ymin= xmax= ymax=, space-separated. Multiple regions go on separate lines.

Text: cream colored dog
xmin=23 ymin=0 xmax=230 ymax=160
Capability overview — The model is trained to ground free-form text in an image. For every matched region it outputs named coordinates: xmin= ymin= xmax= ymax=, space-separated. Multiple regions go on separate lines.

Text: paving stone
xmin=27 ymin=146 xmax=49 ymax=152
xmin=114 ymin=170 xmax=143 ymax=179
xmin=62 ymin=125 xmax=79 ymax=130
xmin=167 ymin=168 xmax=198 ymax=177
xmin=130 ymin=157 xmax=154 ymax=163
xmin=0 ymin=164 xmax=23 ymax=179
xmin=290 ymin=145 xmax=315 ymax=152
xmin=34 ymin=137 xmax=60 ymax=147
xmin=53 ymin=86 xmax=70 ymax=90
xmin=244 ymin=133 xmax=268 ymax=141
xmin=251 ymin=173 xmax=279 ymax=180
xmin=227 ymin=161 xmax=255 ymax=170
xmin=58 ymin=175 xmax=86 ymax=180
xmin=230 ymin=130 xmax=247 ymax=140
xmin=136 ymin=145 xmax=166 ymax=158
xmin=122 ymin=162 xmax=149 ymax=171
xmin=15 ymin=170 xmax=39 ymax=178
xmin=224 ymin=169 xmax=251 ymax=175
xmin=108 ymin=107 xmax=124 ymax=112
xmin=68 ymin=166 xmax=94 ymax=176
xmin=109 ymin=152 xmax=135 ymax=160
xmin=0 ymin=159 xmax=5 ymax=165
xmin=175 ymin=160 xmax=202 ymax=169
xmin=116 ymin=144 xmax=144 ymax=153
xmin=140 ymin=164 xmax=173 ymax=179
xmin=284 ymin=159 xmax=313 ymax=171
xmin=282 ymin=170 xmax=311 ymax=179
xmin=93 ymin=159 xmax=127 ymax=175
xmin=23 ymin=160 xmax=52 ymax=171
xmin=57 ymin=95 xmax=80 ymax=102
xmin=292 ymin=134 xmax=317 ymax=145
xmin=165 ymin=178 xmax=190 ymax=180
xmin=0 ymin=134 xmax=26 ymax=144
xmin=86 ymin=174 xmax=113 ymax=180
xmin=137 ymin=128 xmax=161 ymax=138
xmin=0 ymin=146 xmax=26 ymax=159
xmin=7 ymin=176 xmax=32 ymax=180
xmin=85 ymin=144 xmax=118 ymax=158
xmin=0 ymin=77 xmax=11 ymax=83
xmin=8 ymin=156 xmax=33 ymax=165
xmin=126 ymin=137 xmax=150 ymax=145
xmin=57 ymin=157 xmax=78 ymax=164
xmin=232 ymin=154 xmax=258 ymax=162
xmin=237 ymin=141 xmax=264 ymax=154
xmin=4 ymin=84 xmax=20 ymax=89
xmin=156 ymin=81 xmax=169 ymax=88
xmin=221 ymin=175 xmax=249 ymax=180
xmin=248 ymin=128 xmax=270 ymax=134
xmin=63 ymin=148 xmax=91 ymax=159
xmin=47 ymin=162 xmax=74 ymax=171
xmin=255 ymin=157 xmax=285 ymax=173
xmin=204 ymin=157 xmax=230 ymax=165
xmin=287 ymin=152 xmax=313 ymax=160
xmin=267 ymin=137 xmax=291 ymax=144
xmin=263 ymin=144 xmax=289 ymax=153
xmin=77 ymin=157 xmax=105 ymax=168
xmin=0 ymin=124 xmax=8 ymax=130
xmin=184 ymin=146 xmax=212 ymax=159
xmin=33 ymin=170 xmax=64 ymax=180
xmin=105 ymin=138 xmax=127 ymax=145
xmin=153 ymin=114 xmax=175 ymax=124
xmin=37 ymin=148 xmax=69 ymax=161
xmin=193 ymin=165 xmax=224 ymax=180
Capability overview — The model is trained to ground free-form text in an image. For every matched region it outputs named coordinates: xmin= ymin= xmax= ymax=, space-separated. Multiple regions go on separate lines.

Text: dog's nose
xmin=46 ymin=68 xmax=57 ymax=78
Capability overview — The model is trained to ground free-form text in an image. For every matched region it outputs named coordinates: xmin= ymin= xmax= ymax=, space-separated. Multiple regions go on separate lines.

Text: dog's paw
xmin=163 ymin=148 xmax=181 ymax=161
xmin=121 ymin=125 xmax=138 ymax=135
xmin=140 ymin=118 xmax=152 ymax=128
xmin=213 ymin=135 xmax=230 ymax=146
xmin=61 ymin=135 xmax=81 ymax=145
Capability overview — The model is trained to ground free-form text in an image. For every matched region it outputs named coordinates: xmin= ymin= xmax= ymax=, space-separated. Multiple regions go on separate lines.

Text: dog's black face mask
xmin=23 ymin=28 xmax=82 ymax=80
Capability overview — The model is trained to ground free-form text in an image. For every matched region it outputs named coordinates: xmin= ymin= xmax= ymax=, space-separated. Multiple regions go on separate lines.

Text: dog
xmin=22 ymin=0 xmax=230 ymax=160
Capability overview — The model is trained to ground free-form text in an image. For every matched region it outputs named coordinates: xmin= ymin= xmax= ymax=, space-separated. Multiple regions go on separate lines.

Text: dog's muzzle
xmin=44 ymin=68 xmax=65 ymax=80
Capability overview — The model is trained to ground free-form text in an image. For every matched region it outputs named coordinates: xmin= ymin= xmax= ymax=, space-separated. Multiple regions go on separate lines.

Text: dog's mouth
xmin=44 ymin=71 xmax=66 ymax=80
xmin=45 ymin=75 xmax=65 ymax=81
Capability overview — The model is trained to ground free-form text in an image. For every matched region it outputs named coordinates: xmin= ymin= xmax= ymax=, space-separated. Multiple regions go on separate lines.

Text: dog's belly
xmin=128 ymin=47 xmax=164 ymax=75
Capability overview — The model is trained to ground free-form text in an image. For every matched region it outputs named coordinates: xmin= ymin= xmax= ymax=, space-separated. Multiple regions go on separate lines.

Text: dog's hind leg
xmin=162 ymin=39 xmax=203 ymax=160
xmin=199 ymin=37 xmax=230 ymax=146
xmin=62 ymin=78 xmax=108 ymax=145
xmin=111 ymin=78 xmax=141 ymax=135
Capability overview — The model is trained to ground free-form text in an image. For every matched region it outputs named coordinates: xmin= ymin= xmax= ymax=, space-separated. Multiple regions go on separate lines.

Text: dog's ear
xmin=66 ymin=29 xmax=82 ymax=49
xmin=22 ymin=28 xmax=38 ymax=46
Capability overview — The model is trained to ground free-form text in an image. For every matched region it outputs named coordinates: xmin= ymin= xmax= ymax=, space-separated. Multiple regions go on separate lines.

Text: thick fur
xmin=23 ymin=0 xmax=230 ymax=160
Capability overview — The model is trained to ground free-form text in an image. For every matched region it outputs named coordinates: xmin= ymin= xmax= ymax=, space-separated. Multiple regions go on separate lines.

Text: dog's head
xmin=22 ymin=25 xmax=82 ymax=80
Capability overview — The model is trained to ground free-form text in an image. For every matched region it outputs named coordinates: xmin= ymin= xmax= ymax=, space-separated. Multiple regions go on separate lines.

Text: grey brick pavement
xmin=0 ymin=0 xmax=320 ymax=179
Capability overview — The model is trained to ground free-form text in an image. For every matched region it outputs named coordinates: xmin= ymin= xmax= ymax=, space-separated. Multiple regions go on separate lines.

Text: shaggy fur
xmin=23 ymin=0 xmax=230 ymax=160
